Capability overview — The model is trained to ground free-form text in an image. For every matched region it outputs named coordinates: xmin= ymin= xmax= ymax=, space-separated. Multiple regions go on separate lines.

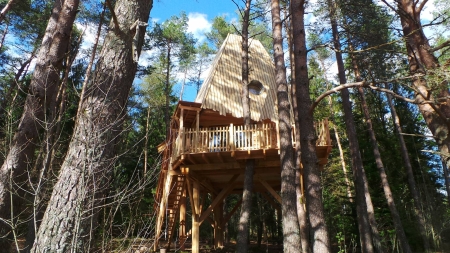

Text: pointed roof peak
xmin=195 ymin=33 xmax=278 ymax=122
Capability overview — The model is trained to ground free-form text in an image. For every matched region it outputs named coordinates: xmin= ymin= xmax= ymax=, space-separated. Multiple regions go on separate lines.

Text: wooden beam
xmin=221 ymin=198 xmax=242 ymax=227
xmin=199 ymin=174 xmax=240 ymax=225
xmin=260 ymin=191 xmax=280 ymax=211
xmin=179 ymin=104 xmax=202 ymax=111
xmin=186 ymin=178 xmax=197 ymax=216
xmin=192 ymin=181 xmax=200 ymax=253
xmin=257 ymin=176 xmax=281 ymax=204
xmin=179 ymin=189 xmax=187 ymax=251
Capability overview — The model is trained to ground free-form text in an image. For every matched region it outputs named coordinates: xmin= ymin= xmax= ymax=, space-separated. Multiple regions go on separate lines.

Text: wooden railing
xmin=171 ymin=119 xmax=330 ymax=160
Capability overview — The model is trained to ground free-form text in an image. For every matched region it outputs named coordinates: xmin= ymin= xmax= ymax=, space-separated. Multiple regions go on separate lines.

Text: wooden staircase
xmin=164 ymin=174 xmax=186 ymax=249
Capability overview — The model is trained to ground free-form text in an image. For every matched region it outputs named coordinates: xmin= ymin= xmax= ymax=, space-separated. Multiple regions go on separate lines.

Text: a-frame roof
xmin=195 ymin=34 xmax=278 ymax=123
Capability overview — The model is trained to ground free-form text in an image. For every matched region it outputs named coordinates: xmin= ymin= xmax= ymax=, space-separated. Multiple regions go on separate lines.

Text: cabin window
xmin=248 ymin=80 xmax=264 ymax=95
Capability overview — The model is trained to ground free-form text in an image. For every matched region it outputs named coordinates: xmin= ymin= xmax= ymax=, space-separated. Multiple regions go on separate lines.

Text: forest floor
xmin=129 ymin=240 xmax=283 ymax=253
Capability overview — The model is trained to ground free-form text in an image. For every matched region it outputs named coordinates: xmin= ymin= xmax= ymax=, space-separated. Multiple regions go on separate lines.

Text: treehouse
xmin=153 ymin=34 xmax=332 ymax=252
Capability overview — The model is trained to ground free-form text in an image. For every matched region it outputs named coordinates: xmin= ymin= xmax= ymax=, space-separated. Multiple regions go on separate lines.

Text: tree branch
xmin=106 ymin=0 xmax=120 ymax=32
xmin=417 ymin=0 xmax=428 ymax=14
xmin=310 ymin=74 xmax=427 ymax=113
xmin=429 ymin=39 xmax=450 ymax=52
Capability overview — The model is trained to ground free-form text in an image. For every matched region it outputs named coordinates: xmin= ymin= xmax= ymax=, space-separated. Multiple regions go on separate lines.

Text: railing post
xmin=276 ymin=121 xmax=280 ymax=150
xmin=196 ymin=111 xmax=199 ymax=152
xmin=229 ymin=123 xmax=234 ymax=152
xmin=180 ymin=127 xmax=185 ymax=155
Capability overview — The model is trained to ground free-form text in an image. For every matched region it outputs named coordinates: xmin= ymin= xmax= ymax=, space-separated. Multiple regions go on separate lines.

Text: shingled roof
xmin=195 ymin=33 xmax=278 ymax=123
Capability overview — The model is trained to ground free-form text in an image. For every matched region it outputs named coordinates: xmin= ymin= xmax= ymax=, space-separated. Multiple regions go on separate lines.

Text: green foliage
xmin=206 ymin=16 xmax=235 ymax=50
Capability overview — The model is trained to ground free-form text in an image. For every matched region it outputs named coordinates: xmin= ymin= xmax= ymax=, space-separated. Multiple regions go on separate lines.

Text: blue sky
xmin=147 ymin=0 xmax=241 ymax=101
xmin=151 ymin=0 xmax=239 ymax=43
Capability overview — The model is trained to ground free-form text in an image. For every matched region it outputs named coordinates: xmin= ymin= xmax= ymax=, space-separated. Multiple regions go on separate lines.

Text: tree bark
xmin=237 ymin=1 xmax=254 ymax=252
xmin=327 ymin=1 xmax=379 ymax=251
xmin=31 ymin=0 xmax=153 ymax=251
xmin=271 ymin=0 xmax=301 ymax=252
xmin=291 ymin=0 xmax=330 ymax=252
xmin=0 ymin=0 xmax=78 ymax=242
xmin=285 ymin=9 xmax=310 ymax=251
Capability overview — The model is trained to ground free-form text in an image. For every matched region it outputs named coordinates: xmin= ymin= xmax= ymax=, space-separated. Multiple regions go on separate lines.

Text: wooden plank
xmin=199 ymin=174 xmax=240 ymax=225
xmin=192 ymin=181 xmax=200 ymax=253
xmin=257 ymin=176 xmax=281 ymax=204
xmin=221 ymin=198 xmax=242 ymax=227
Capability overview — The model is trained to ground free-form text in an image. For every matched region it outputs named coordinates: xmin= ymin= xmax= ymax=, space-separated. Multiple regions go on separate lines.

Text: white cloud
xmin=187 ymin=12 xmax=212 ymax=43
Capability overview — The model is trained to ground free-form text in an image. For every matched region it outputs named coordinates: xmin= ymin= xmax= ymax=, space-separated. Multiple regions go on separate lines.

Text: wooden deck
xmin=153 ymin=119 xmax=332 ymax=252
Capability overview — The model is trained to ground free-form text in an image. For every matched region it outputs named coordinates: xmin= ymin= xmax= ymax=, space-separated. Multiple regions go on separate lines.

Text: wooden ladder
xmin=164 ymin=174 xmax=186 ymax=250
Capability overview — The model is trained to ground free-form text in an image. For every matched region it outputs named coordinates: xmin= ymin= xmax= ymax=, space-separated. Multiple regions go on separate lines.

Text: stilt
xmin=192 ymin=181 xmax=200 ymax=253
xmin=213 ymin=195 xmax=224 ymax=248
xmin=179 ymin=189 xmax=187 ymax=250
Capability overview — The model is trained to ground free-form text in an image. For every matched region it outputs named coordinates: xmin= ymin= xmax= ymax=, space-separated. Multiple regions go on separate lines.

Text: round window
xmin=248 ymin=80 xmax=265 ymax=95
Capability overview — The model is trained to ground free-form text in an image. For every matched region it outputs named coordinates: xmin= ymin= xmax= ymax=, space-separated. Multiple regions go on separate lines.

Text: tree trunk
xmin=0 ymin=0 xmax=79 ymax=243
xmin=441 ymin=158 xmax=450 ymax=205
xmin=385 ymin=83 xmax=431 ymax=251
xmin=237 ymin=1 xmax=254 ymax=252
xmin=31 ymin=0 xmax=153 ymax=251
xmin=352 ymin=53 xmax=412 ymax=252
xmin=327 ymin=1 xmax=379 ymax=251
xmin=165 ymin=45 xmax=171 ymax=137
xmin=285 ymin=9 xmax=310 ymax=251
xmin=290 ymin=0 xmax=330 ymax=252
xmin=271 ymin=0 xmax=301 ymax=252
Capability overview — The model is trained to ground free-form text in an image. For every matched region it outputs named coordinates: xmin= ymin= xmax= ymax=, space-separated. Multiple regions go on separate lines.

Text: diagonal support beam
xmin=199 ymin=174 xmax=241 ymax=225
xmin=257 ymin=176 xmax=281 ymax=204
xmin=221 ymin=198 xmax=242 ymax=228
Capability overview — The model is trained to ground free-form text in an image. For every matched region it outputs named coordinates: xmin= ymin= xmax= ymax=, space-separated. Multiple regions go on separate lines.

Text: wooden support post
xmin=179 ymin=189 xmax=187 ymax=250
xmin=192 ymin=181 xmax=200 ymax=253
xmin=180 ymin=108 xmax=184 ymax=155
xmin=199 ymin=174 xmax=240 ymax=224
xmin=196 ymin=110 xmax=199 ymax=152
xmin=213 ymin=196 xmax=224 ymax=248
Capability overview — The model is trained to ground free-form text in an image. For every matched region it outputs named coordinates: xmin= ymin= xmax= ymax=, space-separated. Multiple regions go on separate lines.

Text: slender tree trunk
xmin=385 ymin=84 xmax=431 ymax=251
xmin=237 ymin=1 xmax=254 ymax=252
xmin=291 ymin=0 xmax=330 ymax=252
xmin=0 ymin=0 xmax=17 ymax=24
xmin=334 ymin=127 xmax=354 ymax=200
xmin=165 ymin=45 xmax=172 ymax=137
xmin=271 ymin=0 xmax=301 ymax=252
xmin=352 ymin=54 xmax=412 ymax=252
xmin=327 ymin=1 xmax=380 ymax=251
xmin=31 ymin=0 xmax=153 ymax=251
xmin=442 ymin=158 xmax=450 ymax=205
xmin=0 ymin=23 xmax=7 ymax=51
xmin=0 ymin=0 xmax=79 ymax=243
xmin=285 ymin=9 xmax=310 ymax=251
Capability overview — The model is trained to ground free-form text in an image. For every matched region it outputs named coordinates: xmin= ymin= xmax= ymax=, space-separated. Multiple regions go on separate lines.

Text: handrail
xmin=171 ymin=119 xmax=330 ymax=159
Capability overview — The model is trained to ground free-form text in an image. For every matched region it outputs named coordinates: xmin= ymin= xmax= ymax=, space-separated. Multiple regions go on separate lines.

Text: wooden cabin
xmin=153 ymin=34 xmax=332 ymax=252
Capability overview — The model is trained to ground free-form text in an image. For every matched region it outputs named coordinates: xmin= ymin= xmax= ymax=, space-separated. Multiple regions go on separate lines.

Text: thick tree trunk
xmin=385 ymin=84 xmax=431 ymax=251
xmin=392 ymin=1 xmax=447 ymax=250
xmin=353 ymin=55 xmax=411 ymax=252
xmin=285 ymin=11 xmax=310 ymax=252
xmin=327 ymin=1 xmax=380 ymax=252
xmin=291 ymin=1 xmax=330 ymax=252
xmin=0 ymin=0 xmax=78 ymax=242
xmin=271 ymin=0 xmax=301 ymax=252
xmin=31 ymin=0 xmax=153 ymax=251
xmin=237 ymin=1 xmax=254 ymax=252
